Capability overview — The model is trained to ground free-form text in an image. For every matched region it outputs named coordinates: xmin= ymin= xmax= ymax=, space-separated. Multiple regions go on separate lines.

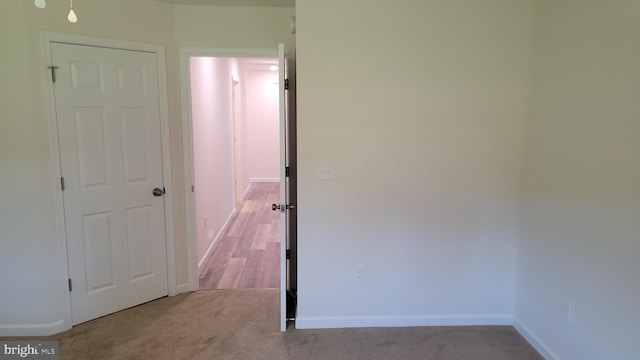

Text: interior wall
xmin=295 ymin=0 xmax=534 ymax=328
xmin=243 ymin=68 xmax=281 ymax=184
xmin=190 ymin=57 xmax=238 ymax=264
xmin=174 ymin=5 xmax=295 ymax=49
xmin=0 ymin=0 xmax=60 ymax=332
xmin=0 ymin=0 xmax=179 ymax=336
xmin=0 ymin=0 xmax=294 ymax=335
xmin=515 ymin=1 xmax=640 ymax=359
xmin=232 ymin=61 xmax=247 ymax=202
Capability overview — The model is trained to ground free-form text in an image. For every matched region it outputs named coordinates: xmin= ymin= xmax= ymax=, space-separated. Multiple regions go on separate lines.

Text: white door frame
xmin=178 ymin=47 xmax=279 ymax=292
xmin=43 ymin=32 xmax=176 ymax=334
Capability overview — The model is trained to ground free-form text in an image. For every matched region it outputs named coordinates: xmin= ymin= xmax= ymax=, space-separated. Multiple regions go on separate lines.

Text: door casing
xmin=43 ymin=32 xmax=176 ymax=334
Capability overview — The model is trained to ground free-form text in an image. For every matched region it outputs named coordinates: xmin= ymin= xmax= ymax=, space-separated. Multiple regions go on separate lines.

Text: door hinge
xmin=48 ymin=66 xmax=59 ymax=83
xmin=286 ymin=166 xmax=290 ymax=177
xmin=61 ymin=177 xmax=65 ymax=191
xmin=191 ymin=185 xmax=195 ymax=192
xmin=284 ymin=78 xmax=289 ymax=90
xmin=68 ymin=278 xmax=72 ymax=292
xmin=163 ymin=187 xmax=166 ymax=195
xmin=286 ymin=250 xmax=291 ymax=260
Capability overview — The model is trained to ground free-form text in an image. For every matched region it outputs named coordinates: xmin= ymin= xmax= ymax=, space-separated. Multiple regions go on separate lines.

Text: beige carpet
xmin=2 ymin=290 xmax=542 ymax=359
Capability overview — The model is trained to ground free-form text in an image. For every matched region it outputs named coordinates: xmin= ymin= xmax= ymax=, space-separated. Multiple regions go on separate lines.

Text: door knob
xmin=153 ymin=188 xmax=165 ymax=197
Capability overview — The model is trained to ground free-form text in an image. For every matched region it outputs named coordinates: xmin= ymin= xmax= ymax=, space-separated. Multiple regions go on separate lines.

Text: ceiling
xmin=155 ymin=0 xmax=294 ymax=7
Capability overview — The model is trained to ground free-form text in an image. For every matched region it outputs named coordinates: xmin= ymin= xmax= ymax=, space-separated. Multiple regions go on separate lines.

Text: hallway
xmin=198 ymin=182 xmax=280 ymax=290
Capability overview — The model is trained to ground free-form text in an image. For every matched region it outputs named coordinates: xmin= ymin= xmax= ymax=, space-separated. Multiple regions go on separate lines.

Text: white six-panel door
xmin=51 ymin=43 xmax=168 ymax=325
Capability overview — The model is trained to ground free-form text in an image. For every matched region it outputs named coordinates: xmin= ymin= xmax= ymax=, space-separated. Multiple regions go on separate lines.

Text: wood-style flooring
xmin=198 ymin=182 xmax=280 ymax=290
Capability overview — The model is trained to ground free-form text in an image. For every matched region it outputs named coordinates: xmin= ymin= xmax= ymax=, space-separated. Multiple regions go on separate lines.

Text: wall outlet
xmin=566 ymin=301 xmax=575 ymax=323
xmin=354 ymin=264 xmax=367 ymax=282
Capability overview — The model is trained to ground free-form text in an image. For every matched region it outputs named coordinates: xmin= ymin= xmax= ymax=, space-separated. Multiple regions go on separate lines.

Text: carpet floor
xmin=2 ymin=290 xmax=543 ymax=360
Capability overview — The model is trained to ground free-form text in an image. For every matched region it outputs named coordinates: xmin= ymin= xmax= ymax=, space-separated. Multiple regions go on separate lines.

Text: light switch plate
xmin=316 ymin=162 xmax=334 ymax=180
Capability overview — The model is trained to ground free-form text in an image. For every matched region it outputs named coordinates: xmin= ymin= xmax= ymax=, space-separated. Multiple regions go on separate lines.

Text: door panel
xmin=121 ymin=108 xmax=151 ymax=183
xmin=74 ymin=107 xmax=109 ymax=188
xmin=82 ymin=211 xmax=115 ymax=293
xmin=278 ymin=43 xmax=298 ymax=331
xmin=285 ymin=48 xmax=298 ymax=321
xmin=126 ymin=206 xmax=154 ymax=281
xmin=52 ymin=43 xmax=168 ymax=325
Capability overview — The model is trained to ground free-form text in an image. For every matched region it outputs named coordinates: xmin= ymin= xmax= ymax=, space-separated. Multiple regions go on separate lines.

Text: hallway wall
xmin=191 ymin=57 xmax=239 ymax=264
xmin=242 ymin=68 xmax=281 ymax=184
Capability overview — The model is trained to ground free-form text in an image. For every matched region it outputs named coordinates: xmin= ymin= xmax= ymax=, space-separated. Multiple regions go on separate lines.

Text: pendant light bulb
xmin=68 ymin=8 xmax=78 ymax=23
xmin=35 ymin=0 xmax=46 ymax=9
xmin=67 ymin=0 xmax=77 ymax=23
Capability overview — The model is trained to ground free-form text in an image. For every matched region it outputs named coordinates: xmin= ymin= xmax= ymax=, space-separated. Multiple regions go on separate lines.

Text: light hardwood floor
xmin=198 ymin=182 xmax=280 ymax=290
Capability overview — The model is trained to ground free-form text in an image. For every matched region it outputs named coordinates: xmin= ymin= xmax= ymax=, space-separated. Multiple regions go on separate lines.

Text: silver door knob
xmin=153 ymin=188 xmax=165 ymax=197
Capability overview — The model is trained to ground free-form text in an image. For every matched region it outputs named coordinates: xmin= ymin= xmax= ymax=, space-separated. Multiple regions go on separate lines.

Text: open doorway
xmin=180 ymin=45 xmax=296 ymax=331
xmin=187 ymin=56 xmax=281 ymax=291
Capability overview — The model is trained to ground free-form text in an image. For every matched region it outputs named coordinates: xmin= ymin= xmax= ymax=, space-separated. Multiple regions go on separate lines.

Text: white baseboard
xmin=197 ymin=208 xmax=237 ymax=269
xmin=173 ymin=282 xmax=192 ymax=295
xmin=243 ymin=184 xmax=252 ymax=199
xmin=295 ymin=314 xmax=514 ymax=329
xmin=0 ymin=320 xmax=68 ymax=337
xmin=513 ymin=317 xmax=558 ymax=360
xmin=249 ymin=177 xmax=280 ymax=183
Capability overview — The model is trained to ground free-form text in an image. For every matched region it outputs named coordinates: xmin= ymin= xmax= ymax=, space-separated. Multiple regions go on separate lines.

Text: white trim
xmin=249 ymin=177 xmax=281 ymax=183
xmin=42 ymin=32 xmax=177 ymax=335
xmin=41 ymin=32 xmax=73 ymax=335
xmin=0 ymin=320 xmax=67 ymax=337
xmin=155 ymin=41 xmax=178 ymax=299
xmin=174 ymin=283 xmax=191 ymax=295
xmin=180 ymin=47 xmax=278 ymax=59
xmin=295 ymin=314 xmax=514 ymax=329
xmin=197 ymin=208 xmax=237 ymax=269
xmin=277 ymin=43 xmax=287 ymax=332
xmin=513 ymin=317 xmax=558 ymax=360
xmin=243 ymin=184 xmax=253 ymax=199
xmin=178 ymin=46 xmax=279 ymax=293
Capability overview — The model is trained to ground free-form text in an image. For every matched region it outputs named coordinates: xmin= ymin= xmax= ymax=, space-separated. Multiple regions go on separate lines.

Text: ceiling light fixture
xmin=35 ymin=0 xmax=78 ymax=23
xmin=67 ymin=0 xmax=78 ymax=23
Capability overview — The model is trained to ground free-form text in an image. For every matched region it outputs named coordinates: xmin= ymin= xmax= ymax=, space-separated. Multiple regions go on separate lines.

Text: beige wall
xmin=22 ymin=0 xmax=186 ymax=286
xmin=174 ymin=5 xmax=294 ymax=48
xmin=0 ymin=0 xmax=62 ymax=328
xmin=515 ymin=1 xmax=640 ymax=358
xmin=295 ymin=0 xmax=534 ymax=327
xmin=0 ymin=0 xmax=293 ymax=335
xmin=0 ymin=0 xmax=179 ymax=334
